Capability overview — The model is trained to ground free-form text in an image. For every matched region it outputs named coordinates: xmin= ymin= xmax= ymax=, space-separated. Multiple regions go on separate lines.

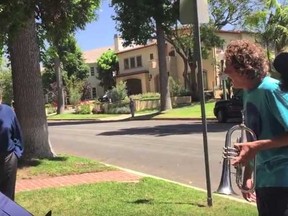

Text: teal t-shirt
xmin=243 ymin=76 xmax=288 ymax=188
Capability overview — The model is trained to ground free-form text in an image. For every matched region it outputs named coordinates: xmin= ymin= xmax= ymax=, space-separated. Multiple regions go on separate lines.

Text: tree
xmin=244 ymin=0 xmax=288 ymax=70
xmin=0 ymin=62 xmax=13 ymax=104
xmin=165 ymin=23 xmax=224 ymax=99
xmin=208 ymin=0 xmax=264 ymax=30
xmin=169 ymin=0 xmax=265 ymax=99
xmin=39 ymin=1 xmax=100 ymax=114
xmin=0 ymin=0 xmax=101 ymax=159
xmin=96 ymin=50 xmax=118 ymax=91
xmin=42 ymin=35 xmax=90 ymax=102
xmin=8 ymin=14 xmax=55 ymax=159
xmin=112 ymin=0 xmax=174 ymax=111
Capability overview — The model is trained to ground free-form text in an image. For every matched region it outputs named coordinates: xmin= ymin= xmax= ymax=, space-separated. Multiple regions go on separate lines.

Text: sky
xmin=75 ymin=0 xmax=117 ymax=51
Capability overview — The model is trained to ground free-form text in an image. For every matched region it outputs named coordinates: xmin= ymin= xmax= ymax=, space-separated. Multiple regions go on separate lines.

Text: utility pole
xmin=179 ymin=0 xmax=212 ymax=207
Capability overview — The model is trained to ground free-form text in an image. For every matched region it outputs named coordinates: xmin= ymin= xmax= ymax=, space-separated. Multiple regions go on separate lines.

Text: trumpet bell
xmin=216 ymin=158 xmax=237 ymax=195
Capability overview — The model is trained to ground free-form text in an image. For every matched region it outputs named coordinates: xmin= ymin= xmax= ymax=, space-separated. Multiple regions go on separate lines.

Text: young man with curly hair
xmin=224 ymin=40 xmax=288 ymax=216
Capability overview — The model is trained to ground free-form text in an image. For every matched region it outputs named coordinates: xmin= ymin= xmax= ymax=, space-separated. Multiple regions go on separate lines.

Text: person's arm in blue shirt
xmin=12 ymin=114 xmax=23 ymax=158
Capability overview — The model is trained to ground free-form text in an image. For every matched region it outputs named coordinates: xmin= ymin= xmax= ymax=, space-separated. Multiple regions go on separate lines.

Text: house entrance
xmin=126 ymin=79 xmax=142 ymax=95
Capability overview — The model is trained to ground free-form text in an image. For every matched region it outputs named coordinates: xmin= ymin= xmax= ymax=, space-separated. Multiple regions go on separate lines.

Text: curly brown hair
xmin=225 ymin=40 xmax=268 ymax=79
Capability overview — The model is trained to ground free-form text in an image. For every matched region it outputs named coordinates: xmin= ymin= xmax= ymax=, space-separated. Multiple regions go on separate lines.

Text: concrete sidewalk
xmin=16 ymin=170 xmax=141 ymax=193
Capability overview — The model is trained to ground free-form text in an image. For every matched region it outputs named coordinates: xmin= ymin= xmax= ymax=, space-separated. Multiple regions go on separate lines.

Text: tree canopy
xmin=96 ymin=49 xmax=118 ymax=91
xmin=42 ymin=35 xmax=89 ymax=89
xmin=208 ymin=0 xmax=264 ymax=29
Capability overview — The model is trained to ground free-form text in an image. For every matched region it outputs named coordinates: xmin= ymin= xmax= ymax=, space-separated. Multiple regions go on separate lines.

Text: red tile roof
xmin=83 ymin=46 xmax=114 ymax=63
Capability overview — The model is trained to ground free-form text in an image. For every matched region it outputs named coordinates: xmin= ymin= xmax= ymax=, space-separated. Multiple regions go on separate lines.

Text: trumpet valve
xmin=223 ymin=147 xmax=239 ymax=159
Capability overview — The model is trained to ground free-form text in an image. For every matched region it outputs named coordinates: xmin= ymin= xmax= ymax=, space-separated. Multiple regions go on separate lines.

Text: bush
xmin=107 ymin=106 xmax=130 ymax=114
xmin=92 ymin=106 xmax=104 ymax=114
xmin=106 ymin=102 xmax=130 ymax=114
xmin=108 ymin=81 xmax=127 ymax=103
xmin=69 ymin=88 xmax=82 ymax=106
xmin=75 ymin=104 xmax=91 ymax=114
xmin=45 ymin=103 xmax=56 ymax=115
xmin=169 ymin=77 xmax=190 ymax=97
xmin=132 ymin=92 xmax=160 ymax=101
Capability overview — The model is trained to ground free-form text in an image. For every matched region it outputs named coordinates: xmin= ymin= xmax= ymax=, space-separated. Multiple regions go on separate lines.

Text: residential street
xmin=49 ymin=119 xmax=243 ymax=197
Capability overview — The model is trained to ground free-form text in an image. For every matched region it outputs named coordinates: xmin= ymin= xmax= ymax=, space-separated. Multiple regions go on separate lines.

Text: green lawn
xmin=154 ymin=101 xmax=215 ymax=118
xmin=47 ymin=113 xmax=120 ymax=120
xmin=16 ymin=155 xmax=257 ymax=216
xmin=47 ymin=102 xmax=216 ymax=120
xmin=17 ymin=155 xmax=115 ymax=179
xmin=16 ymin=178 xmax=257 ymax=216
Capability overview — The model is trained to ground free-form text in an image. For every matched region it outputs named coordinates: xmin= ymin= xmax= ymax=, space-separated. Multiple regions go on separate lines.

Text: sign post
xmin=179 ymin=0 xmax=213 ymax=207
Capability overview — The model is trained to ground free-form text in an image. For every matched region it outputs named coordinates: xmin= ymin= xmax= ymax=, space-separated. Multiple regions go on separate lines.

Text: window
xmin=169 ymin=50 xmax=175 ymax=56
xmin=124 ymin=58 xmax=129 ymax=69
xmin=124 ymin=56 xmax=143 ymax=69
xmin=130 ymin=57 xmax=136 ymax=68
xmin=92 ymin=87 xmax=97 ymax=99
xmin=90 ymin=67 xmax=95 ymax=76
xmin=150 ymin=53 xmax=154 ymax=60
xmin=136 ymin=56 xmax=142 ymax=67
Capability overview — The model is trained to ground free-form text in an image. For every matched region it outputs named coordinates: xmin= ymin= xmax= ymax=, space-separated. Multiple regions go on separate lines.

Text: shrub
xmin=45 ymin=103 xmax=56 ymax=115
xmin=106 ymin=102 xmax=130 ymax=114
xmin=107 ymin=106 xmax=130 ymax=114
xmin=92 ymin=106 xmax=104 ymax=114
xmin=108 ymin=81 xmax=127 ymax=103
xmin=69 ymin=88 xmax=82 ymax=106
xmin=130 ymin=92 xmax=160 ymax=101
xmin=75 ymin=104 xmax=91 ymax=114
xmin=169 ymin=77 xmax=190 ymax=97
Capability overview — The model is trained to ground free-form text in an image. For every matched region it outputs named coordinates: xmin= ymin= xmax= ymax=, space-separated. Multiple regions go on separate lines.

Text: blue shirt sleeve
xmin=12 ymin=114 xmax=24 ymax=158
xmin=266 ymin=89 xmax=288 ymax=131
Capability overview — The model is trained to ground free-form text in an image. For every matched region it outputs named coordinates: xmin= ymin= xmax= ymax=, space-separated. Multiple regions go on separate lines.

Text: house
xmin=83 ymin=46 xmax=113 ymax=99
xmin=114 ymin=31 xmax=255 ymax=97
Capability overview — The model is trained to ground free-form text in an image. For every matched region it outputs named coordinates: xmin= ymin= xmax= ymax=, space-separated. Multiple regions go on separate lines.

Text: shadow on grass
xmin=128 ymin=199 xmax=206 ymax=207
xmin=18 ymin=156 xmax=68 ymax=169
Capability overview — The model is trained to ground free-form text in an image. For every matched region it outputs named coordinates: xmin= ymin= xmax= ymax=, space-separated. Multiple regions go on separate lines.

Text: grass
xmin=16 ymin=178 xmax=257 ymax=216
xmin=17 ymin=155 xmax=115 ymax=179
xmin=47 ymin=101 xmax=216 ymax=120
xmin=154 ymin=101 xmax=215 ymax=118
xmin=47 ymin=113 xmax=120 ymax=120
xmin=15 ymin=155 xmax=257 ymax=216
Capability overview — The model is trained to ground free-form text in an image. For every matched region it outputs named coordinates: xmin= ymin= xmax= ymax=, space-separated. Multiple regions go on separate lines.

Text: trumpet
xmin=216 ymin=110 xmax=257 ymax=195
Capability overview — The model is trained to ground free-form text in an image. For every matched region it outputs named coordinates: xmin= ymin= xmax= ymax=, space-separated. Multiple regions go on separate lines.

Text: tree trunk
xmin=156 ymin=23 xmax=172 ymax=111
xmin=55 ymin=56 xmax=65 ymax=114
xmin=8 ymin=15 xmax=56 ymax=159
xmin=188 ymin=61 xmax=198 ymax=99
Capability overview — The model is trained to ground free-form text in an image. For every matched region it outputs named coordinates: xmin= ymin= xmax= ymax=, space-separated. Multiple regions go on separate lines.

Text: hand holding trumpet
xmin=231 ymin=140 xmax=259 ymax=166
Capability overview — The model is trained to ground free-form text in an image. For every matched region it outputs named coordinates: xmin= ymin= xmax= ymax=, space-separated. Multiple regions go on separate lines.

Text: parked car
xmin=98 ymin=94 xmax=110 ymax=103
xmin=213 ymin=91 xmax=243 ymax=123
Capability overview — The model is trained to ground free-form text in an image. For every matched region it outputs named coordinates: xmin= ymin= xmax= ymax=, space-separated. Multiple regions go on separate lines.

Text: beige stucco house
xmin=114 ymin=30 xmax=255 ymax=97
xmin=83 ymin=46 xmax=113 ymax=99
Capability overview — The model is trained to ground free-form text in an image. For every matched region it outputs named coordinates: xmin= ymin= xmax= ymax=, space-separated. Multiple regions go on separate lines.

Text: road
xmin=48 ymin=119 xmax=243 ymax=196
